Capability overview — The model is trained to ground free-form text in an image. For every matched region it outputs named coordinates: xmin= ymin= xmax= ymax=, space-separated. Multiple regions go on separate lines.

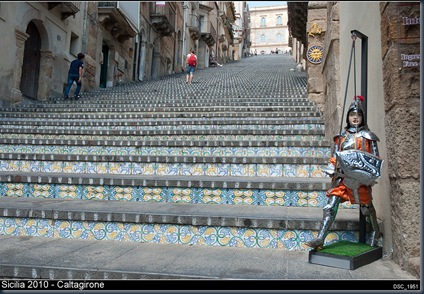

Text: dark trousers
xmin=64 ymin=74 xmax=81 ymax=97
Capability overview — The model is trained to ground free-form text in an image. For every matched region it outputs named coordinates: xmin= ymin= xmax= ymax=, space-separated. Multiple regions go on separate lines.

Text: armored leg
xmin=360 ymin=204 xmax=381 ymax=246
xmin=305 ymin=195 xmax=341 ymax=250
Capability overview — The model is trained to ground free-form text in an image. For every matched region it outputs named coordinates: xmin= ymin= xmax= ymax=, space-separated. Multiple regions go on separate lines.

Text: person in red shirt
xmin=185 ymin=49 xmax=197 ymax=84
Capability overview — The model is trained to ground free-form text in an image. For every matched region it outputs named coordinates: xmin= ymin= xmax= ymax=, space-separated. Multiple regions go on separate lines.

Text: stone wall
xmin=379 ymin=2 xmax=420 ymax=278
xmin=322 ymin=2 xmax=341 ymax=141
xmin=306 ymin=2 xmax=327 ymax=115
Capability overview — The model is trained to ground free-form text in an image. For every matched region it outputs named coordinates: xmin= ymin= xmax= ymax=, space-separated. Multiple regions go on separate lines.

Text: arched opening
xmin=100 ymin=42 xmax=109 ymax=88
xmin=20 ymin=21 xmax=41 ymax=99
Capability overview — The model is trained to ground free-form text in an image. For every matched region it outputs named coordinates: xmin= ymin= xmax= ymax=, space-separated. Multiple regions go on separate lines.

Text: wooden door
xmin=20 ymin=21 xmax=41 ymax=99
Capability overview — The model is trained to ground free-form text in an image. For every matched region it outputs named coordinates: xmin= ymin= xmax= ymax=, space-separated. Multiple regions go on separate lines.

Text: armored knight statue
xmin=305 ymin=96 xmax=382 ymax=250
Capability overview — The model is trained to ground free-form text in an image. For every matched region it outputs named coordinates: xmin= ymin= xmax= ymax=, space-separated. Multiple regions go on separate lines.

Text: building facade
xmin=248 ymin=4 xmax=290 ymax=55
xmin=0 ymin=1 xmax=244 ymax=106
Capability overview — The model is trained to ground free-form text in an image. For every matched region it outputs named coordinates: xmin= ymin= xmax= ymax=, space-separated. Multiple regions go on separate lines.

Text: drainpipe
xmin=81 ymin=2 xmax=88 ymax=53
xmin=138 ymin=40 xmax=146 ymax=81
xmin=134 ymin=34 xmax=139 ymax=80
xmin=182 ymin=2 xmax=187 ymax=67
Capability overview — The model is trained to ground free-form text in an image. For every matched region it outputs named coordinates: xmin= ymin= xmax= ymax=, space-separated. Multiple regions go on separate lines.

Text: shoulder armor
xmin=333 ymin=132 xmax=346 ymax=142
xmin=357 ymin=130 xmax=379 ymax=141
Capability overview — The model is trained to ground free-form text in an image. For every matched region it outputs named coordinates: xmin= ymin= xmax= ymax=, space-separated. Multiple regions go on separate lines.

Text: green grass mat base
xmin=319 ymin=240 xmax=377 ymax=257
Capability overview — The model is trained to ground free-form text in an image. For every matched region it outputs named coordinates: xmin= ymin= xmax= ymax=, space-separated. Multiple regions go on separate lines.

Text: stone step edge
xmin=0 ymin=112 xmax=320 ymax=119
xmin=0 ymin=262 xmax=204 ymax=280
xmin=0 ymin=153 xmax=329 ymax=164
xmin=43 ymin=102 xmax=317 ymax=107
xmin=0 ymin=172 xmax=331 ymax=190
xmin=15 ymin=98 xmax=313 ymax=105
xmin=0 ymin=128 xmax=325 ymax=137
xmin=0 ymin=196 xmax=358 ymax=231
xmin=4 ymin=103 xmax=316 ymax=112
xmin=1 ymin=118 xmax=324 ymax=127
xmin=0 ymin=138 xmax=332 ymax=148
xmin=2 ymin=107 xmax=320 ymax=113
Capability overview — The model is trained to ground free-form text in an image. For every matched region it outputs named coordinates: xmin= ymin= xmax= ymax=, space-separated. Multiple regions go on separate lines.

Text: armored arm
xmin=322 ymin=135 xmax=343 ymax=176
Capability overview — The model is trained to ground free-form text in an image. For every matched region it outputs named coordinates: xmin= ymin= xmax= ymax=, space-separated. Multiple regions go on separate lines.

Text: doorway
xmin=20 ymin=21 xmax=41 ymax=99
xmin=100 ymin=43 xmax=109 ymax=88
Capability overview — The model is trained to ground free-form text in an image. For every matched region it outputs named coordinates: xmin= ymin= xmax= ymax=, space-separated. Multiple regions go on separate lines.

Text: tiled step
xmin=0 ymin=153 xmax=329 ymax=178
xmin=0 ymin=172 xmax=331 ymax=191
xmin=0 ymin=105 xmax=321 ymax=114
xmin=0 ymin=138 xmax=331 ymax=148
xmin=1 ymin=119 xmax=323 ymax=128
xmin=0 ymin=144 xmax=331 ymax=158
xmin=0 ymin=133 xmax=324 ymax=143
xmin=0 ymin=111 xmax=319 ymax=119
xmin=0 ymin=196 xmax=360 ymax=251
xmin=0 ymin=178 xmax=333 ymax=207
xmin=42 ymin=97 xmax=317 ymax=104
xmin=0 ymin=125 xmax=325 ymax=141
xmin=0 ymin=116 xmax=323 ymax=126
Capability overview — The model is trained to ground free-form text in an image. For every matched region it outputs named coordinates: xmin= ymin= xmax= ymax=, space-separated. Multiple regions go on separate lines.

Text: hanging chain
xmin=335 ymin=32 xmax=358 ymax=167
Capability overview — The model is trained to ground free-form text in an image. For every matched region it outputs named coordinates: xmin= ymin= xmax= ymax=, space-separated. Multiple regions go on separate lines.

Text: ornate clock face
xmin=307 ymin=45 xmax=324 ymax=64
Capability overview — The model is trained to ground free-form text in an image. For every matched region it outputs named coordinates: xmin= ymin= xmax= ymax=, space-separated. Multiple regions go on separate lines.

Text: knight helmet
xmin=346 ymin=95 xmax=365 ymax=128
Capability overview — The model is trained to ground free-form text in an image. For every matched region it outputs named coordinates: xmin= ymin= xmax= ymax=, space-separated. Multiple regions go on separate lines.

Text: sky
xmin=246 ymin=1 xmax=287 ymax=8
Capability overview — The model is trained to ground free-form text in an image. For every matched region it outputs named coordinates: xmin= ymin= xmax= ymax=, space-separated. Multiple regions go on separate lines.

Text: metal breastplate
xmin=335 ymin=130 xmax=383 ymax=198
xmin=341 ymin=132 xmax=358 ymax=151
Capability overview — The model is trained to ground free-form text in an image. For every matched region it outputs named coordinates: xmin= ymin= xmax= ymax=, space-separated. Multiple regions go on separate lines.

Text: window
xmin=69 ymin=32 xmax=80 ymax=57
xmin=277 ymin=33 xmax=282 ymax=42
xmin=261 ymin=17 xmax=266 ymax=27
xmin=260 ymin=34 xmax=266 ymax=43
xmin=276 ymin=16 xmax=282 ymax=25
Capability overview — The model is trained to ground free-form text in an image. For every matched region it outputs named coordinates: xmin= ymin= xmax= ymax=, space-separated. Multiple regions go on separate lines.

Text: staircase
xmin=0 ymin=55 xmax=361 ymax=279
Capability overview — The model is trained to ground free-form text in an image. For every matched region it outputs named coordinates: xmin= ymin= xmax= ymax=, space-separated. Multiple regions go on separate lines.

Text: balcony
xmin=223 ymin=24 xmax=234 ymax=45
xmin=150 ymin=2 xmax=175 ymax=37
xmin=187 ymin=14 xmax=201 ymax=40
xmin=48 ymin=2 xmax=80 ymax=20
xmin=98 ymin=2 xmax=137 ymax=43
xmin=200 ymin=20 xmax=216 ymax=47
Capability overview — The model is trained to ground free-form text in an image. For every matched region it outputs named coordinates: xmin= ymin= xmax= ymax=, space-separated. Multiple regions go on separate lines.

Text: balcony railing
xmin=48 ymin=2 xmax=80 ymax=20
xmin=200 ymin=20 xmax=216 ymax=47
xmin=97 ymin=1 xmax=137 ymax=43
xmin=98 ymin=2 xmax=116 ymax=8
xmin=150 ymin=2 xmax=175 ymax=36
xmin=187 ymin=14 xmax=200 ymax=40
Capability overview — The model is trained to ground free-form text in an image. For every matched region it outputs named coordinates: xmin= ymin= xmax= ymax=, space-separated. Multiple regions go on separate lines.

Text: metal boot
xmin=361 ymin=204 xmax=381 ymax=246
xmin=305 ymin=195 xmax=341 ymax=250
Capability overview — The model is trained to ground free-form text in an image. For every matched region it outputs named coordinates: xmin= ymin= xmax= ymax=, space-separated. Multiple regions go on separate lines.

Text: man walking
xmin=185 ymin=49 xmax=197 ymax=84
xmin=64 ymin=52 xmax=85 ymax=100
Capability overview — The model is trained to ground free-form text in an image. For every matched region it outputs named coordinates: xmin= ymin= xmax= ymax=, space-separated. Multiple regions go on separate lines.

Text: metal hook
xmin=351 ymin=32 xmax=357 ymax=41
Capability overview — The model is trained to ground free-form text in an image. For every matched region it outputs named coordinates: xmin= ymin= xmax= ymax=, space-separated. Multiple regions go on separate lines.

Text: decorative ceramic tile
xmin=142 ymin=187 xmax=164 ymax=202
xmin=32 ymin=184 xmax=52 ymax=198
xmin=189 ymin=163 xmax=203 ymax=176
xmin=282 ymin=164 xmax=297 ymax=177
xmin=308 ymin=191 xmax=326 ymax=207
xmin=264 ymin=190 xmax=286 ymax=206
xmin=295 ymin=191 xmax=309 ymax=207
xmin=83 ymin=186 xmax=107 ymax=200
xmin=231 ymin=164 xmax=255 ymax=177
xmin=171 ymin=188 xmax=192 ymax=203
xmin=256 ymin=164 xmax=271 ymax=177
xmin=233 ymin=189 xmax=255 ymax=205
xmin=113 ymin=187 xmax=134 ymax=201
xmin=96 ymin=162 xmax=109 ymax=174
xmin=110 ymin=162 xmax=131 ymax=174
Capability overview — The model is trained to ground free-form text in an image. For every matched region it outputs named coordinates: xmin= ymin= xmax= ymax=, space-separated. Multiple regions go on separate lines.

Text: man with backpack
xmin=185 ymin=49 xmax=197 ymax=84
